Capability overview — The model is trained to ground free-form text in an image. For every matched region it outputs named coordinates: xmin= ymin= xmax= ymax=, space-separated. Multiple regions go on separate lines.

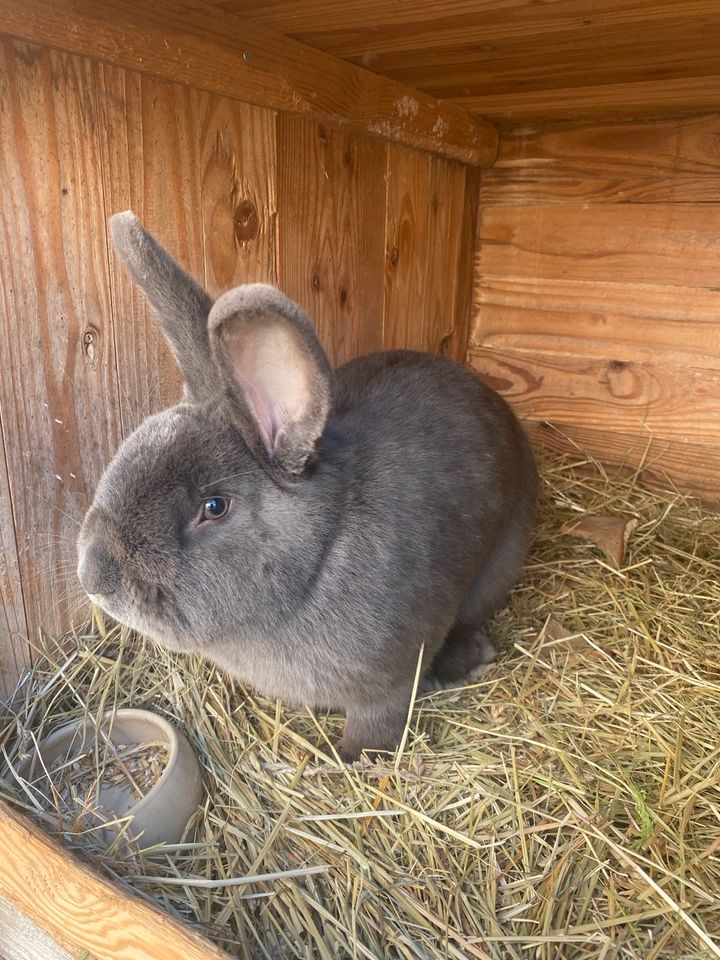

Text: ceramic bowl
xmin=19 ymin=708 xmax=203 ymax=848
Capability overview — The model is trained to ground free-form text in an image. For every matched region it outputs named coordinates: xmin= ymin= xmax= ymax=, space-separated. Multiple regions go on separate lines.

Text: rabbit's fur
xmin=77 ymin=212 xmax=538 ymax=760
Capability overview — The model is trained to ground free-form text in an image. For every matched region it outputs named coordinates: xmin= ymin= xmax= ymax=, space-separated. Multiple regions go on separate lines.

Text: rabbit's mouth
xmin=85 ymin=591 xmax=140 ymax=633
xmin=86 ymin=590 xmax=191 ymax=652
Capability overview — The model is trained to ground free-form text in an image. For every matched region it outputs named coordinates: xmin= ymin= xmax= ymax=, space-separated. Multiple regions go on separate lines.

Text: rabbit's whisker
xmin=199 ymin=469 xmax=257 ymax=490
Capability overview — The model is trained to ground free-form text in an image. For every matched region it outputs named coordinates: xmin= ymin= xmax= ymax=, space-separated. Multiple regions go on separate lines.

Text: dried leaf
xmin=536 ymin=617 xmax=603 ymax=662
xmin=560 ymin=513 xmax=638 ymax=565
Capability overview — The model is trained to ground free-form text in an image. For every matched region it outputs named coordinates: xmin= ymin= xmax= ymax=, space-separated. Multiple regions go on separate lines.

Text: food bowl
xmin=19 ymin=708 xmax=203 ymax=848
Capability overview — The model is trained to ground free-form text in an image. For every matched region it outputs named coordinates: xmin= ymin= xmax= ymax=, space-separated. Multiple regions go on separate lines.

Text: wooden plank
xmin=383 ymin=146 xmax=433 ymax=352
xmin=214 ymin=0 xmax=720 ymax=61
xmin=383 ymin=146 xmax=472 ymax=357
xmin=0 ymin=895 xmax=74 ymax=960
xmin=523 ymin=420 xmax=720 ymax=506
xmin=477 ymin=203 xmax=720 ymax=290
xmin=276 ymin=115 xmax=386 ymax=366
xmin=0 ymin=801 xmax=228 ymax=960
xmin=0 ymin=429 xmax=27 ymax=701
xmin=0 ymin=41 xmax=122 ymax=643
xmin=444 ymin=164 xmax=480 ymax=363
xmin=214 ymin=1 xmax=720 ymax=126
xmin=454 ymin=76 xmax=720 ymax=124
xmin=0 ymin=0 xmax=498 ymax=167
xmin=343 ymin=19 xmax=720 ymax=99
xmin=95 ymin=64 xmax=206 ymax=426
xmin=480 ymin=115 xmax=720 ymax=205
xmin=194 ymin=93 xmax=277 ymax=293
xmin=472 ymin=277 xmax=720 ymax=369
xmin=468 ymin=345 xmax=720 ymax=446
xmin=97 ymin=70 xmax=278 ymax=431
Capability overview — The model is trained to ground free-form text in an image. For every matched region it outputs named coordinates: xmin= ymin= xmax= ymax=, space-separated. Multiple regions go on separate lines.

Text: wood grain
xmin=215 ymin=0 xmax=719 ymax=60
xmin=468 ymin=346 xmax=720 ymax=445
xmin=524 ymin=420 xmax=720 ymax=506
xmin=474 ymin=277 xmax=720 ymax=368
xmin=214 ymin=0 xmax=720 ymax=124
xmin=477 ymin=203 xmax=720 ymax=290
xmin=480 ymin=115 xmax=720 ymax=205
xmin=0 ymin=0 xmax=497 ymax=166
xmin=95 ymin=65 xmax=206 ymax=428
xmin=473 ymin=113 xmax=720 ymax=502
xmin=0 ymin=41 xmax=122 ymax=647
xmin=445 ymin=164 xmax=480 ymax=363
xmin=194 ymin=92 xmax=277 ymax=294
xmin=0 ymin=801 xmax=229 ymax=960
xmin=0 ymin=895 xmax=74 ymax=960
xmin=346 ymin=19 xmax=720 ymax=100
xmin=276 ymin=115 xmax=387 ymax=366
xmin=0 ymin=431 xmax=27 ymax=700
xmin=384 ymin=146 xmax=471 ymax=357
xmin=454 ymin=76 xmax=720 ymax=124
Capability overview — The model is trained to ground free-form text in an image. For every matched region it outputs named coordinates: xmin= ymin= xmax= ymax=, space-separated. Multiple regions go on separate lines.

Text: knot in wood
xmin=234 ymin=200 xmax=259 ymax=243
xmin=82 ymin=326 xmax=98 ymax=366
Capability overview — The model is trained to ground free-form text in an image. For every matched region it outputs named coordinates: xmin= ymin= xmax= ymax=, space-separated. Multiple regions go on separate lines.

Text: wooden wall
xmin=0 ymin=38 xmax=478 ymax=697
xmin=469 ymin=114 xmax=720 ymax=502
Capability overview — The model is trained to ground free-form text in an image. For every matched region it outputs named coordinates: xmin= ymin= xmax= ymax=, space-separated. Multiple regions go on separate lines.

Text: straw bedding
xmin=1 ymin=454 xmax=719 ymax=959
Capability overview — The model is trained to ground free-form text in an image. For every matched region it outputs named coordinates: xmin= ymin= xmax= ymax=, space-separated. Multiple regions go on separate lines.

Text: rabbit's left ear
xmin=109 ymin=212 xmax=215 ymax=402
xmin=208 ymin=285 xmax=333 ymax=475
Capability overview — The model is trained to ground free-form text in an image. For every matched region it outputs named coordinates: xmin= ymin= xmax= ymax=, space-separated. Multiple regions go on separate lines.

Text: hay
xmin=2 ymin=453 xmax=720 ymax=959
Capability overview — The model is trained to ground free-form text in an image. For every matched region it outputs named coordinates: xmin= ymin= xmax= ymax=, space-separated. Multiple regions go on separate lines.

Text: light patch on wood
xmin=0 ymin=894 xmax=75 ymax=960
xmin=394 ymin=95 xmax=420 ymax=118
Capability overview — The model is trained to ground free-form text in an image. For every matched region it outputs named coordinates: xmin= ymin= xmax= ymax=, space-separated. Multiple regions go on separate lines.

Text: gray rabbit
xmin=77 ymin=212 xmax=538 ymax=761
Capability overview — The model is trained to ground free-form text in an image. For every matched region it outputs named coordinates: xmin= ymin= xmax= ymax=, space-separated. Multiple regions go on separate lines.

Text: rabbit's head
xmin=77 ymin=213 xmax=334 ymax=652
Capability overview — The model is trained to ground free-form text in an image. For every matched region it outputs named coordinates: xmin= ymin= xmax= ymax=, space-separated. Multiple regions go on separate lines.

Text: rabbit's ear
xmin=208 ymin=285 xmax=333 ymax=475
xmin=110 ymin=212 xmax=214 ymax=402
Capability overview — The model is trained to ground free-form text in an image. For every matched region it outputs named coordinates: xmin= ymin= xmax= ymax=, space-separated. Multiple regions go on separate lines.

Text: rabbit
xmin=77 ymin=211 xmax=539 ymax=762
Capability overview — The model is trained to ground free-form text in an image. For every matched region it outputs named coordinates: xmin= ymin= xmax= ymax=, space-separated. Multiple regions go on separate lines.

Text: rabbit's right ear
xmin=110 ymin=212 xmax=214 ymax=402
xmin=208 ymin=285 xmax=333 ymax=476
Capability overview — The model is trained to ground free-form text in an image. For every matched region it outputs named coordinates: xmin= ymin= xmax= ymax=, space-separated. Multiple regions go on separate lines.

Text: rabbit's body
xmin=209 ymin=351 xmax=534 ymax=706
xmin=78 ymin=213 xmax=537 ymax=760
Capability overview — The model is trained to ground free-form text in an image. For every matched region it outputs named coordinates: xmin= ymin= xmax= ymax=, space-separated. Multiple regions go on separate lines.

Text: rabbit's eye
xmin=201 ymin=497 xmax=231 ymax=522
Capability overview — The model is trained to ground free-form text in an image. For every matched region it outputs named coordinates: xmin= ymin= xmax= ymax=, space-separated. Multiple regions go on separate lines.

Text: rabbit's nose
xmin=77 ymin=539 xmax=120 ymax=597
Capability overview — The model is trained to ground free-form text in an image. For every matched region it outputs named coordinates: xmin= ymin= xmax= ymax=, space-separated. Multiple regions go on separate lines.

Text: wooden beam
xmin=0 ymin=0 xmax=497 ymax=167
xmin=479 ymin=115 xmax=720 ymax=205
xmin=454 ymin=75 xmax=720 ymax=124
xmin=0 ymin=800 xmax=229 ymax=960
xmin=522 ymin=420 xmax=720 ymax=507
